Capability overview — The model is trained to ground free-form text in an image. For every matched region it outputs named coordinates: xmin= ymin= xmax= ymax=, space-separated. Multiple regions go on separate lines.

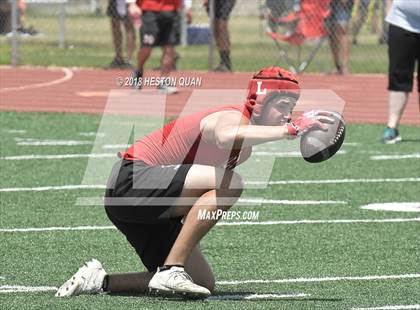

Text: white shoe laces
xmin=170 ymin=270 xmax=193 ymax=283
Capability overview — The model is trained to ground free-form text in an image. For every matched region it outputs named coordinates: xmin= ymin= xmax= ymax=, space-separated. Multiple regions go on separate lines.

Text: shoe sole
xmin=383 ymin=136 xmax=402 ymax=144
xmin=55 ymin=276 xmax=81 ymax=297
xmin=149 ymin=287 xmax=209 ymax=300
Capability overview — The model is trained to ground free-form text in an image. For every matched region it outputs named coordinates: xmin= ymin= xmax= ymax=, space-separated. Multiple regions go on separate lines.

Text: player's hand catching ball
xmin=287 ymin=110 xmax=335 ymax=138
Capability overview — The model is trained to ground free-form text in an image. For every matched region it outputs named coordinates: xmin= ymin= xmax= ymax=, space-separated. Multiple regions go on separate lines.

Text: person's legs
xmin=387 ymin=91 xmax=409 ymax=129
xmin=104 ymin=245 xmax=214 ymax=293
xmin=383 ymin=25 xmax=417 ymax=143
xmin=111 ymin=17 xmax=124 ymax=62
xmin=328 ymin=22 xmax=350 ymax=74
xmin=161 ymin=45 xmax=175 ymax=77
xmin=214 ymin=19 xmax=232 ymax=71
xmin=133 ymin=11 xmax=158 ymax=88
xmin=213 ymin=0 xmax=235 ymax=71
xmin=123 ymin=17 xmax=135 ymax=63
xmin=163 ymin=165 xmax=242 ymax=267
xmin=351 ymin=0 xmax=370 ymax=45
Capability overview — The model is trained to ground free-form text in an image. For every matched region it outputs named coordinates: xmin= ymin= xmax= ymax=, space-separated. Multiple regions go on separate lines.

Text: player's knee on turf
xmin=189 ymin=268 xmax=215 ymax=293
xmin=201 ymin=274 xmax=215 ymax=293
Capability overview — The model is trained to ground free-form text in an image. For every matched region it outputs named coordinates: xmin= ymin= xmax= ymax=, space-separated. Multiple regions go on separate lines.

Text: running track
xmin=0 ymin=66 xmax=418 ymax=125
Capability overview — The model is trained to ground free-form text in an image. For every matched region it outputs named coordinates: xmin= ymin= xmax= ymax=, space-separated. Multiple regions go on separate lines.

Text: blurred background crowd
xmin=0 ymin=0 xmax=394 ymax=74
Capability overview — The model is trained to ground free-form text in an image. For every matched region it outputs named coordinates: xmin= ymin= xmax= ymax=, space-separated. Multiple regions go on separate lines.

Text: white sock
xmin=387 ymin=91 xmax=409 ymax=129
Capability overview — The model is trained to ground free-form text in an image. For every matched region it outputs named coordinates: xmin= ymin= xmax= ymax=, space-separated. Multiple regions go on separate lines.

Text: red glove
xmin=287 ymin=111 xmax=334 ymax=137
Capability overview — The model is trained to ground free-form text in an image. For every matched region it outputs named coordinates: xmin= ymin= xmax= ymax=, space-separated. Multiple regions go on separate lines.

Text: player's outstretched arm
xmin=201 ymin=110 xmax=334 ymax=149
xmin=201 ymin=111 xmax=289 ymax=149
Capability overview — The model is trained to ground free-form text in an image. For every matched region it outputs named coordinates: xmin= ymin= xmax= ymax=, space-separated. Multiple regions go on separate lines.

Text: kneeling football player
xmin=56 ymin=66 xmax=334 ymax=298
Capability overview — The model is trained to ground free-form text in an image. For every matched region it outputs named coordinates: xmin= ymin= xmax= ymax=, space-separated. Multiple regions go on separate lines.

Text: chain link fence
xmin=0 ymin=0 xmax=390 ymax=73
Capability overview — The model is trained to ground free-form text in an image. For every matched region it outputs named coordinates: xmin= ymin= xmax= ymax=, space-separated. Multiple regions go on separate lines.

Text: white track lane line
xmin=352 ymin=305 xmax=420 ymax=310
xmin=0 ymin=68 xmax=73 ymax=93
xmin=1 ymin=218 xmax=419 ymax=233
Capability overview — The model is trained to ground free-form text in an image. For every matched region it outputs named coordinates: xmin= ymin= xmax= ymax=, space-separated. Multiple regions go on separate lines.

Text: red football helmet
xmin=244 ymin=66 xmax=300 ymax=120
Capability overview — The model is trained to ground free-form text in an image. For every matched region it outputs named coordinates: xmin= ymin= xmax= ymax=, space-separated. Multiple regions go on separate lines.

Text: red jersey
xmin=120 ymin=105 xmax=252 ymax=169
xmin=136 ymin=0 xmax=181 ymax=11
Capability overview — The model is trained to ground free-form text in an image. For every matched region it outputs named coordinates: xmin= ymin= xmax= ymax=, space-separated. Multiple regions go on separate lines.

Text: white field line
xmin=15 ymin=139 xmax=93 ymax=146
xmin=217 ymin=273 xmax=420 ymax=285
xmin=0 ymin=68 xmax=73 ymax=93
xmin=0 ymin=153 xmax=115 ymax=160
xmin=207 ymin=293 xmax=309 ymax=300
xmin=237 ymin=198 xmax=347 ymax=205
xmin=2 ymin=150 xmax=419 ymax=161
xmin=2 ymin=273 xmax=419 ymax=294
xmin=352 ymin=305 xmax=420 ymax=310
xmin=2 ymin=177 xmax=419 ymax=192
xmin=246 ymin=177 xmax=420 ymax=186
xmin=76 ymin=197 xmax=345 ymax=206
xmin=1 ymin=218 xmax=419 ymax=233
xmin=253 ymin=150 xmax=346 ymax=157
xmin=79 ymin=132 xmax=105 ymax=137
xmin=5 ymin=130 xmax=26 ymax=134
xmin=216 ymin=218 xmax=420 ymax=226
xmin=0 ymin=285 xmax=308 ymax=299
xmin=0 ymin=285 xmax=57 ymax=293
xmin=371 ymin=153 xmax=420 ymax=160
xmin=102 ymin=144 xmax=129 ymax=149
xmin=0 ymin=151 xmax=346 ymax=160
xmin=0 ymin=185 xmax=105 ymax=192
xmin=360 ymin=203 xmax=420 ymax=213
xmin=343 ymin=142 xmax=359 ymax=146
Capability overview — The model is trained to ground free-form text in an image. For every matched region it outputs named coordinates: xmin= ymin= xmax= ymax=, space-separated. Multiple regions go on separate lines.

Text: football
xmin=300 ymin=112 xmax=346 ymax=163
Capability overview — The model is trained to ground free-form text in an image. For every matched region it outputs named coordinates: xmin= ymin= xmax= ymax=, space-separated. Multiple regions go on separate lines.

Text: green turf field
xmin=0 ymin=13 xmax=388 ymax=73
xmin=0 ymin=111 xmax=419 ymax=309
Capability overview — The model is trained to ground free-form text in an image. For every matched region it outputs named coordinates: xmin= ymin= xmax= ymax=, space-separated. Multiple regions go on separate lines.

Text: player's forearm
xmin=216 ymin=124 xmax=289 ymax=149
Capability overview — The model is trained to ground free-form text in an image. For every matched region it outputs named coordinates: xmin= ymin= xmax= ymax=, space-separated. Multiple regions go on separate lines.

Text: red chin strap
xmin=244 ymin=66 xmax=300 ymax=116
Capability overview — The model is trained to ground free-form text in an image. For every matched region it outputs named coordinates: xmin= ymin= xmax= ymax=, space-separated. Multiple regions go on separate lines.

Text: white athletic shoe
xmin=55 ymin=259 xmax=107 ymax=297
xmin=148 ymin=266 xmax=211 ymax=299
xmin=157 ymin=84 xmax=178 ymax=95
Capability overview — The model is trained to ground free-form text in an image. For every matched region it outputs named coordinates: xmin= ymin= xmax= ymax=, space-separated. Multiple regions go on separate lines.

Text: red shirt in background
xmin=136 ymin=0 xmax=181 ymax=11
xmin=120 ymin=105 xmax=252 ymax=169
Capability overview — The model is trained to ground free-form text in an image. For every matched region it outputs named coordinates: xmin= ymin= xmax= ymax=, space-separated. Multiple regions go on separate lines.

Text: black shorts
xmin=388 ymin=24 xmax=420 ymax=92
xmin=140 ymin=11 xmax=180 ymax=47
xmin=104 ymin=159 xmax=192 ymax=272
xmin=207 ymin=0 xmax=236 ymax=20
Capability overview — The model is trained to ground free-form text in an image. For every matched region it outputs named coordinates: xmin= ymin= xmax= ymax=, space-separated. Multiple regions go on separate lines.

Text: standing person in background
xmin=204 ymin=0 xmax=236 ymax=72
xmin=107 ymin=0 xmax=136 ymax=68
xmin=326 ymin=0 xmax=354 ymax=75
xmin=132 ymin=0 xmax=181 ymax=94
xmin=351 ymin=0 xmax=390 ymax=46
xmin=382 ymin=0 xmax=420 ymax=144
